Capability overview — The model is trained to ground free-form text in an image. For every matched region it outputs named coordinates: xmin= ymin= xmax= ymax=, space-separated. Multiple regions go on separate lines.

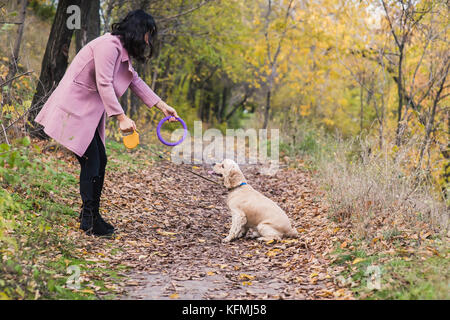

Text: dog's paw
xmin=222 ymin=237 xmax=232 ymax=243
xmin=247 ymin=230 xmax=260 ymax=239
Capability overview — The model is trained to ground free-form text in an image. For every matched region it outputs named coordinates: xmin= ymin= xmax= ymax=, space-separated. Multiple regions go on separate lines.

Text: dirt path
xmin=98 ymin=158 xmax=352 ymax=300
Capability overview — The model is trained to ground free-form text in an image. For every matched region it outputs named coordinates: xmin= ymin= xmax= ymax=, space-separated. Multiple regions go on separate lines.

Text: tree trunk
xmin=130 ymin=62 xmax=145 ymax=118
xmin=395 ymin=50 xmax=404 ymax=146
xmin=359 ymin=85 xmax=364 ymax=133
xmin=225 ymin=91 xmax=248 ymax=122
xmin=2 ymin=0 xmax=28 ymax=108
xmin=102 ymin=0 xmax=117 ymax=32
xmin=217 ymin=86 xmax=229 ymax=123
xmin=75 ymin=0 xmax=100 ymax=53
xmin=263 ymin=90 xmax=271 ymax=129
xmin=418 ymin=62 xmax=449 ymax=166
xmin=28 ymin=0 xmax=82 ymax=139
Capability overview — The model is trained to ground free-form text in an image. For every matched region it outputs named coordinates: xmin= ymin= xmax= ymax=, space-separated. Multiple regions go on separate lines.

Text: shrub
xmin=316 ymin=136 xmax=448 ymax=239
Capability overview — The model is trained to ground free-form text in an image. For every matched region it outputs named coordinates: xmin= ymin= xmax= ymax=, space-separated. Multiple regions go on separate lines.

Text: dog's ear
xmin=224 ymin=167 xmax=240 ymax=189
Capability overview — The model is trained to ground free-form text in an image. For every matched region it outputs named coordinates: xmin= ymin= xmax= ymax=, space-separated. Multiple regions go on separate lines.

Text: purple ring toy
xmin=156 ymin=116 xmax=188 ymax=146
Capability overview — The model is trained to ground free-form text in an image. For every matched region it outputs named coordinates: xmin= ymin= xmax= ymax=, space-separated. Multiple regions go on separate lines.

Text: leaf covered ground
xmin=3 ymin=137 xmax=446 ymax=300
xmin=66 ymin=142 xmax=353 ymax=300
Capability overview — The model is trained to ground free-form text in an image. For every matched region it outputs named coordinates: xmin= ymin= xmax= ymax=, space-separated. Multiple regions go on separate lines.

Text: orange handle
xmin=121 ymin=129 xmax=140 ymax=149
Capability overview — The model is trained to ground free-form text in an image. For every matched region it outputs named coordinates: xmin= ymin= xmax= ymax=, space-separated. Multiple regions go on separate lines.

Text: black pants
xmin=75 ymin=129 xmax=107 ymax=211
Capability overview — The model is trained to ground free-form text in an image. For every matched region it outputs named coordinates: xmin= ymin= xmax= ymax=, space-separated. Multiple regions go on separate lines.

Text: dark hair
xmin=111 ymin=10 xmax=157 ymax=63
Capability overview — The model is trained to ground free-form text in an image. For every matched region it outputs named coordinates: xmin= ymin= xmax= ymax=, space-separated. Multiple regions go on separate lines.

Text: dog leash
xmin=146 ymin=148 xmax=221 ymax=186
xmin=121 ymin=117 xmax=219 ymax=185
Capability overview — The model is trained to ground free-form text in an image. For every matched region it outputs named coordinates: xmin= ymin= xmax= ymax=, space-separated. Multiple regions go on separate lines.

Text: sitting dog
xmin=212 ymin=159 xmax=298 ymax=242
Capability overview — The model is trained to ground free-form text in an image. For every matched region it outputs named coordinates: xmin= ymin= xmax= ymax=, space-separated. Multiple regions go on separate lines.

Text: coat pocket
xmin=73 ymin=58 xmax=98 ymax=92
xmin=55 ymin=104 xmax=83 ymax=119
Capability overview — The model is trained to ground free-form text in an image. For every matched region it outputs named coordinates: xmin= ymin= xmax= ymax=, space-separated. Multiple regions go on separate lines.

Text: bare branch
xmin=0 ymin=71 xmax=33 ymax=87
xmin=157 ymin=0 xmax=214 ymax=23
xmin=0 ymin=21 xmax=23 ymax=24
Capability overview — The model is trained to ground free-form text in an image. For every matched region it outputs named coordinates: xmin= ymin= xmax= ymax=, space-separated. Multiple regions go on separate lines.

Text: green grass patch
xmin=0 ymin=138 xmax=128 ymax=300
xmin=330 ymin=239 xmax=449 ymax=300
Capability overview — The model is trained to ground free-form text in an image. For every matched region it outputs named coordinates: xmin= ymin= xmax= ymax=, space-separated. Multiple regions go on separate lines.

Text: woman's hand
xmin=155 ymin=100 xmax=179 ymax=122
xmin=116 ymin=114 xmax=137 ymax=133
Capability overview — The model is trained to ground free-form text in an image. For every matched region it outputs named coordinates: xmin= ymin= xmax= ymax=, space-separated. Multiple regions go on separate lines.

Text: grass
xmin=330 ymin=239 xmax=449 ymax=300
xmin=0 ymin=136 xmax=148 ymax=300
xmin=2 ymin=122 xmax=448 ymax=300
xmin=280 ymin=123 xmax=449 ymax=300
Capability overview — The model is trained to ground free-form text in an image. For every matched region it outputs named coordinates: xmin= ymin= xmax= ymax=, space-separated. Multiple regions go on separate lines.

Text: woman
xmin=34 ymin=10 xmax=178 ymax=236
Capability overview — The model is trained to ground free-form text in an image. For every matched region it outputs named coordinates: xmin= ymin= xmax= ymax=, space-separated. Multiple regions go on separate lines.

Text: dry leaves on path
xmin=84 ymin=156 xmax=354 ymax=300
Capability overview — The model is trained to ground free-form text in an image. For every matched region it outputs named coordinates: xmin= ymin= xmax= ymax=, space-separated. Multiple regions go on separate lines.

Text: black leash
xmin=147 ymin=148 xmax=221 ymax=185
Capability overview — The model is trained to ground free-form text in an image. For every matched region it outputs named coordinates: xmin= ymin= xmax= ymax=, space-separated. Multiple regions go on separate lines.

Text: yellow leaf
xmin=352 ymin=258 xmax=365 ymax=265
xmin=239 ymin=273 xmax=255 ymax=280
xmin=281 ymin=239 xmax=298 ymax=244
xmin=309 ymin=272 xmax=319 ymax=278
xmin=0 ymin=292 xmax=10 ymax=300
xmin=242 ymin=281 xmax=252 ymax=286
xmin=80 ymin=289 xmax=95 ymax=294
xmin=207 ymin=271 xmax=215 ymax=276
xmin=266 ymin=248 xmax=282 ymax=257
xmin=169 ymin=293 xmax=179 ymax=299
xmin=157 ymin=230 xmax=177 ymax=236
xmin=340 ymin=241 xmax=347 ymax=249
xmin=265 ymin=239 xmax=274 ymax=245
xmin=300 ymin=105 xmax=311 ymax=116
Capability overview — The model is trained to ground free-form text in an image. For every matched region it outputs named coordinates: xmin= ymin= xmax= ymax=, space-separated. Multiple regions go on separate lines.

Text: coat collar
xmin=121 ymin=46 xmax=130 ymax=62
xmin=122 ymin=48 xmax=133 ymax=73
xmin=120 ymin=45 xmax=133 ymax=73
xmin=107 ymin=32 xmax=133 ymax=70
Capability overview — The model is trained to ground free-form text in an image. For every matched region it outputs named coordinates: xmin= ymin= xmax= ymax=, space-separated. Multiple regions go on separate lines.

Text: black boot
xmin=80 ymin=207 xmax=114 ymax=236
xmin=79 ymin=180 xmax=114 ymax=237
xmin=79 ymin=176 xmax=115 ymax=232
xmin=79 ymin=207 xmax=114 ymax=232
xmin=93 ymin=174 xmax=115 ymax=232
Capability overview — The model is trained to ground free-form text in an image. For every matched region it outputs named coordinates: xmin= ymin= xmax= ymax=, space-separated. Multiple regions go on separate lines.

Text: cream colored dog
xmin=212 ymin=159 xmax=298 ymax=242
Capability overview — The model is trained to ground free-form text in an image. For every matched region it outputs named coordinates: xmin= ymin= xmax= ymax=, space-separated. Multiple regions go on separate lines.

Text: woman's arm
xmin=92 ymin=39 xmax=125 ymax=118
xmin=154 ymin=100 xmax=179 ymax=121
xmin=129 ymin=70 xmax=179 ymax=121
xmin=129 ymin=69 xmax=161 ymax=108
xmin=93 ymin=39 xmax=136 ymax=132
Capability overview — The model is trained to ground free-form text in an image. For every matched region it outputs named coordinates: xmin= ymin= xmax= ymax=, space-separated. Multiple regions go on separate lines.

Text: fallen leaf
xmin=79 ymin=289 xmax=95 ymax=294
xmin=239 ymin=273 xmax=255 ymax=280
xmin=352 ymin=258 xmax=365 ymax=265
xmin=157 ymin=230 xmax=177 ymax=236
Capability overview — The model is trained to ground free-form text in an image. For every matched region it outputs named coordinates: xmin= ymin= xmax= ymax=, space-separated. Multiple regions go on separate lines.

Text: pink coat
xmin=34 ymin=32 xmax=161 ymax=157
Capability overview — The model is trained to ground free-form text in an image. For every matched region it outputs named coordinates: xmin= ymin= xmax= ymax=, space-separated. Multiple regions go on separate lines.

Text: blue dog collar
xmin=228 ymin=182 xmax=247 ymax=192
